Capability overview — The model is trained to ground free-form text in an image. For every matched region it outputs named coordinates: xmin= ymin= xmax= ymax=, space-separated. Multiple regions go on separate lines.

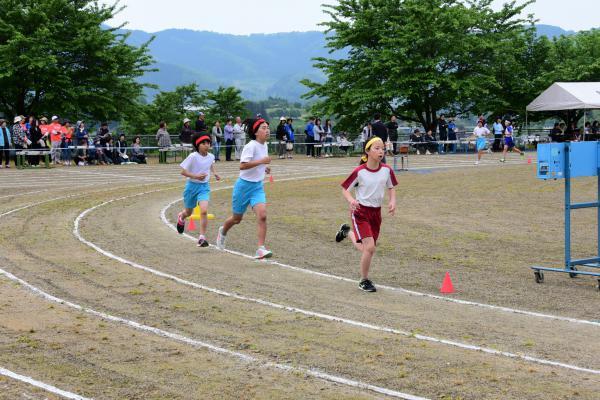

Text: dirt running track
xmin=1 ymin=155 xmax=599 ymax=399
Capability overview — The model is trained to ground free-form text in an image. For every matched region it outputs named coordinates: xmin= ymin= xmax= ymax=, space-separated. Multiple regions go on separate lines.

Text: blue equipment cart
xmin=534 ymin=141 xmax=600 ymax=290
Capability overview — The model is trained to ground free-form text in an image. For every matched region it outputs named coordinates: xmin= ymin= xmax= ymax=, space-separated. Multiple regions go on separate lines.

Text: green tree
xmin=150 ymin=83 xmax=205 ymax=131
xmin=536 ymin=30 xmax=600 ymax=126
xmin=302 ymin=0 xmax=533 ymax=132
xmin=481 ymin=27 xmax=554 ymax=126
xmin=0 ymin=0 xmax=154 ymax=120
xmin=204 ymin=86 xmax=248 ymax=122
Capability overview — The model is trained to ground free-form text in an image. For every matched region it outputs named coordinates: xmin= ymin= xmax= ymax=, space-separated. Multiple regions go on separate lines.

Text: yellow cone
xmin=190 ymin=205 xmax=215 ymax=220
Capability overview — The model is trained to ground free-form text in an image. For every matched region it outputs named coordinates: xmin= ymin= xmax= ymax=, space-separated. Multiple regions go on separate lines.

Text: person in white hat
xmin=276 ymin=116 xmax=287 ymax=159
xmin=180 ymin=117 xmax=193 ymax=144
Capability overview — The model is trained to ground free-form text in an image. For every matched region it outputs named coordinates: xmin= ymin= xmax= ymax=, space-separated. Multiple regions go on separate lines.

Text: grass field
xmin=1 ymin=153 xmax=599 ymax=399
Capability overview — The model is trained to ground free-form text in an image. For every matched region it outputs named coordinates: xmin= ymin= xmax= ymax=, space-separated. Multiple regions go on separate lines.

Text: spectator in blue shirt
xmin=285 ymin=118 xmax=295 ymax=159
xmin=305 ymin=117 xmax=315 ymax=157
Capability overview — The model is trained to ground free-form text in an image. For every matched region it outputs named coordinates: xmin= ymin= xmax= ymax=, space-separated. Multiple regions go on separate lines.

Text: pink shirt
xmin=341 ymin=163 xmax=398 ymax=208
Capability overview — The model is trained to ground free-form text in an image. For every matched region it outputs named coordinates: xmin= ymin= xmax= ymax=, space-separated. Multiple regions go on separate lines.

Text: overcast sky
xmin=102 ymin=0 xmax=597 ymax=35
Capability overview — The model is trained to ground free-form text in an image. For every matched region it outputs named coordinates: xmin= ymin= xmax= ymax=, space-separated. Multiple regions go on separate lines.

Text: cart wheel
xmin=569 ymin=266 xmax=578 ymax=278
xmin=534 ymin=270 xmax=544 ymax=284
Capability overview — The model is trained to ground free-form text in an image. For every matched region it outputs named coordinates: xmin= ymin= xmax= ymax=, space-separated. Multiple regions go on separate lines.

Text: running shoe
xmin=255 ymin=246 xmax=273 ymax=259
xmin=197 ymin=237 xmax=209 ymax=247
xmin=335 ymin=223 xmax=351 ymax=242
xmin=474 ymin=161 xmax=479 ymax=165
xmin=215 ymin=226 xmax=226 ymax=249
xmin=176 ymin=213 xmax=185 ymax=234
xmin=358 ymin=279 xmax=377 ymax=292
xmin=499 ymin=158 xmax=505 ymax=163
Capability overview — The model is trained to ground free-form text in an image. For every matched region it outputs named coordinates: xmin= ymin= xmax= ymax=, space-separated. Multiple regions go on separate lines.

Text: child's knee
xmin=363 ymin=240 xmax=376 ymax=254
xmin=257 ymin=211 xmax=267 ymax=223
xmin=232 ymin=215 xmax=243 ymax=224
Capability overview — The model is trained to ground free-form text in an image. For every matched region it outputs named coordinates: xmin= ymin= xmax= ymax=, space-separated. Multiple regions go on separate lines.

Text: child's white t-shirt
xmin=341 ymin=163 xmax=398 ymax=208
xmin=180 ymin=152 xmax=215 ymax=183
xmin=473 ymin=126 xmax=489 ymax=138
xmin=239 ymin=140 xmax=268 ymax=182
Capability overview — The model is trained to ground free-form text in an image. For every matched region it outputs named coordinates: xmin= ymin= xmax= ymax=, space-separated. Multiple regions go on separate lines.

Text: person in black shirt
xmin=195 ymin=112 xmax=207 ymax=133
xmin=437 ymin=115 xmax=448 ymax=153
xmin=180 ymin=118 xmax=193 ymax=144
xmin=385 ymin=115 xmax=399 ymax=155
xmin=410 ymin=128 xmax=425 ymax=155
xmin=424 ymin=128 xmax=437 ymax=155
xmin=371 ymin=113 xmax=388 ymax=163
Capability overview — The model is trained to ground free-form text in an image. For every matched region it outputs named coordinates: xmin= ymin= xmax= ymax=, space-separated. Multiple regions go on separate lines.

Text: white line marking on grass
xmin=0 ymin=269 xmax=429 ymax=400
xmin=160 ymin=193 xmax=600 ymax=328
xmin=74 ymin=189 xmax=600 ymax=374
xmin=0 ymin=366 xmax=92 ymax=400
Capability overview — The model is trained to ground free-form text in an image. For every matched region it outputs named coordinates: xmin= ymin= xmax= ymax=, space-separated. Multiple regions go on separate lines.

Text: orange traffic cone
xmin=187 ymin=217 xmax=196 ymax=231
xmin=269 ymin=175 xmax=274 ymax=183
xmin=440 ymin=272 xmax=454 ymax=294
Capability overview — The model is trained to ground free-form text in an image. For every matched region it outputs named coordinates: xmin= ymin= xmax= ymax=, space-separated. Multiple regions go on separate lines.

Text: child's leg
xmin=179 ymin=207 xmax=193 ymax=219
xmin=359 ymin=237 xmax=376 ymax=280
xmin=198 ymin=201 xmax=209 ymax=236
xmin=512 ymin=146 xmax=523 ymax=154
xmin=222 ymin=214 xmax=243 ymax=235
xmin=253 ymin=203 xmax=267 ymax=247
xmin=348 ymin=230 xmax=363 ymax=252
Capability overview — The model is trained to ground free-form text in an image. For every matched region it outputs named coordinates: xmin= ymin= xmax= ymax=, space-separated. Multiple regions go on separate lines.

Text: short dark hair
xmin=247 ymin=118 xmax=269 ymax=140
xmin=373 ymin=113 xmax=381 ymax=120
xmin=159 ymin=121 xmax=166 ymax=128
xmin=191 ymin=132 xmax=211 ymax=152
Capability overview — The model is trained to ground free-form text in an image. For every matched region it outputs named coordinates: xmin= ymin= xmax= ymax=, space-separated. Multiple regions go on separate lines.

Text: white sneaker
xmin=474 ymin=161 xmax=479 ymax=165
xmin=255 ymin=246 xmax=273 ymax=259
xmin=499 ymin=158 xmax=505 ymax=163
xmin=216 ymin=226 xmax=226 ymax=249
xmin=426 ymin=150 xmax=431 ymax=155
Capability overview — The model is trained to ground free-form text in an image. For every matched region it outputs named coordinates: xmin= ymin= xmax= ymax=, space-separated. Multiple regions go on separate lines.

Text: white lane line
xmin=0 ymin=366 xmax=92 ymax=400
xmin=159 ymin=189 xmax=599 ymax=328
xmin=0 ymin=269 xmax=428 ymax=400
xmin=75 ymin=190 xmax=600 ymax=375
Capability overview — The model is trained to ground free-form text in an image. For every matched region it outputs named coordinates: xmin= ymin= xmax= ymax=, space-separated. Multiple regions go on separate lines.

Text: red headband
xmin=252 ymin=118 xmax=267 ymax=133
xmin=195 ymin=135 xmax=211 ymax=146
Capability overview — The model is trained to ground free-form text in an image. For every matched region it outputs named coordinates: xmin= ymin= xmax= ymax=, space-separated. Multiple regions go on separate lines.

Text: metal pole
xmin=565 ymin=142 xmax=571 ymax=271
xmin=584 ymin=110 xmax=587 ymax=141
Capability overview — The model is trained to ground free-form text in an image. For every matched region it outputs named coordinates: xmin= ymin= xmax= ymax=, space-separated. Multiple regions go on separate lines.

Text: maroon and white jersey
xmin=341 ymin=163 xmax=398 ymax=208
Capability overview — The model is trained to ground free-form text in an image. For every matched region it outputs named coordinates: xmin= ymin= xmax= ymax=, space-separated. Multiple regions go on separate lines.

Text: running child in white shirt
xmin=473 ymin=120 xmax=490 ymax=165
xmin=216 ymin=118 xmax=273 ymax=259
xmin=335 ymin=137 xmax=398 ymax=292
xmin=176 ymin=133 xmax=221 ymax=247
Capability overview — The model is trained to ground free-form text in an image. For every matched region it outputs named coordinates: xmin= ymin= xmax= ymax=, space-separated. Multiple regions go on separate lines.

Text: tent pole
xmin=584 ymin=110 xmax=587 ymax=141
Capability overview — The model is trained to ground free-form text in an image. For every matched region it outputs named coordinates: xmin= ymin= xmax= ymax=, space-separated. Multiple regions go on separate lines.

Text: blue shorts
xmin=476 ymin=137 xmax=487 ymax=151
xmin=183 ymin=181 xmax=210 ymax=209
xmin=504 ymin=137 xmax=515 ymax=148
xmin=231 ymin=178 xmax=266 ymax=215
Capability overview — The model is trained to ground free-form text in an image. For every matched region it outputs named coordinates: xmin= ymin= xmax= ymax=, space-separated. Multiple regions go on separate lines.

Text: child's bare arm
xmin=211 ymin=164 xmax=221 ymax=181
xmin=180 ymin=168 xmax=206 ymax=180
xmin=342 ymin=188 xmax=360 ymax=212
xmin=388 ymin=187 xmax=396 ymax=215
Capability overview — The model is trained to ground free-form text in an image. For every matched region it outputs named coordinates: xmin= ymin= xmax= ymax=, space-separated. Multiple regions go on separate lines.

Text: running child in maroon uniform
xmin=336 ymin=137 xmax=398 ymax=292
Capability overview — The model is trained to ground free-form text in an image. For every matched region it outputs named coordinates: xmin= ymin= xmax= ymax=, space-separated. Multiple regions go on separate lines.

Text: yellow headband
xmin=361 ymin=137 xmax=384 ymax=162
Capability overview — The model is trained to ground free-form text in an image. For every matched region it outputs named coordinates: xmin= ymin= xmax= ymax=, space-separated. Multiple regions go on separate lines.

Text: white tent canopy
xmin=526 ymin=82 xmax=600 ymax=112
